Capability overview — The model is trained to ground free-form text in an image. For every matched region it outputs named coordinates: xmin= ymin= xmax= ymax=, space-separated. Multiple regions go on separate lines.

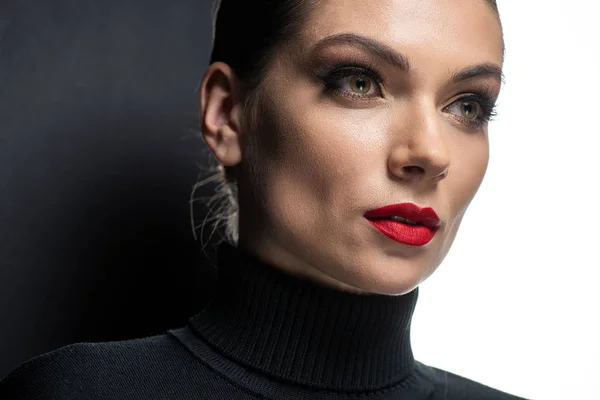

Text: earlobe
xmin=200 ymin=62 xmax=243 ymax=167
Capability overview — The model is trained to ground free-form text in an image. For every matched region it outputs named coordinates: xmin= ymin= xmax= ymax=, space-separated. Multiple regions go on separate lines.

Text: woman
xmin=0 ymin=0 xmax=527 ymax=398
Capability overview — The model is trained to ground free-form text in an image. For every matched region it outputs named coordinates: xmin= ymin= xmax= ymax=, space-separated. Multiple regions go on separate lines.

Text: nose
xmin=388 ymin=105 xmax=451 ymax=183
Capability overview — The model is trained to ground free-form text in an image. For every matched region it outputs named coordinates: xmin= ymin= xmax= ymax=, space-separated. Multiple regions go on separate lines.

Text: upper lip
xmin=364 ymin=203 xmax=441 ymax=229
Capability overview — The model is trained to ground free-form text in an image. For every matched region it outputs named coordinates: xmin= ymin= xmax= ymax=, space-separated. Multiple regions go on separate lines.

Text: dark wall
xmin=0 ymin=0 xmax=218 ymax=378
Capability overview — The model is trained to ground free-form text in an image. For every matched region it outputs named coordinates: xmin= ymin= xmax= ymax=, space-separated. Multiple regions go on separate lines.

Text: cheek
xmin=248 ymin=95 xmax=392 ymax=243
xmin=258 ymin=96 xmax=389 ymax=203
xmin=446 ymin=133 xmax=489 ymax=221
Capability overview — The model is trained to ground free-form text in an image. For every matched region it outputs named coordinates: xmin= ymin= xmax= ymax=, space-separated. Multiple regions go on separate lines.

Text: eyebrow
xmin=449 ymin=64 xmax=504 ymax=85
xmin=311 ymin=32 xmax=504 ymax=85
xmin=311 ymin=33 xmax=411 ymax=71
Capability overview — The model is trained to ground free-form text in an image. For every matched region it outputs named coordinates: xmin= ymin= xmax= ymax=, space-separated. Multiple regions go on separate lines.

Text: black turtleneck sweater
xmin=0 ymin=243 xmax=526 ymax=399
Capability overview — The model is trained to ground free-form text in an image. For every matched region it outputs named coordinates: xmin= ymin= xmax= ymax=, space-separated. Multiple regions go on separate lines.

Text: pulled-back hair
xmin=192 ymin=0 xmax=500 ymax=247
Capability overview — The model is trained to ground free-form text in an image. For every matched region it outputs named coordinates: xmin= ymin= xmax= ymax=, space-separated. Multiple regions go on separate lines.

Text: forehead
xmin=297 ymin=0 xmax=504 ymax=68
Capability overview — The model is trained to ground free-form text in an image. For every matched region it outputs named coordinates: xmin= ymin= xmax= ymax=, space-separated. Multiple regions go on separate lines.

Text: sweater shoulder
xmin=414 ymin=362 xmax=527 ymax=400
xmin=0 ymin=332 xmax=193 ymax=399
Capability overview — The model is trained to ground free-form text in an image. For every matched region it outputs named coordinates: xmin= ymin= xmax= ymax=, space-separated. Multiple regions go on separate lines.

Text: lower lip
xmin=366 ymin=219 xmax=438 ymax=246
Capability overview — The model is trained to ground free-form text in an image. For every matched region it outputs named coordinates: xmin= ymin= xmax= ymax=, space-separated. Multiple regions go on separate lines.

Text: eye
xmin=318 ymin=65 xmax=384 ymax=99
xmin=444 ymin=93 xmax=497 ymax=129
xmin=447 ymin=100 xmax=482 ymax=121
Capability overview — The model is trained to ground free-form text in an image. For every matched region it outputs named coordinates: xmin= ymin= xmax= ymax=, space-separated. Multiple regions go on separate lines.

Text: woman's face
xmin=234 ymin=0 xmax=504 ymax=295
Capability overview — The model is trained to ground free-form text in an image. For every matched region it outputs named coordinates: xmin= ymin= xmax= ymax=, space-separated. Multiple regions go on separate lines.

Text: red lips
xmin=364 ymin=203 xmax=441 ymax=246
xmin=364 ymin=203 xmax=441 ymax=229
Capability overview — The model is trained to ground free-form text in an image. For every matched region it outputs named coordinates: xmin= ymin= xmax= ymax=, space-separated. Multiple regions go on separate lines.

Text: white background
xmin=412 ymin=1 xmax=600 ymax=399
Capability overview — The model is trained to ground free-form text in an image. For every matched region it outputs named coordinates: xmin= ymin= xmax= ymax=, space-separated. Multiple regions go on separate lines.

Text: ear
xmin=199 ymin=62 xmax=244 ymax=167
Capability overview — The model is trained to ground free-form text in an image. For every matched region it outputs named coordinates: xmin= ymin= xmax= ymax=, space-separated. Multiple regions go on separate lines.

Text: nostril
xmin=402 ymin=166 xmax=424 ymax=175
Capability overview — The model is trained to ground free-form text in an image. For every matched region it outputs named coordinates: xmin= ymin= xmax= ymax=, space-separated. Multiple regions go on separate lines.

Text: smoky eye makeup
xmin=443 ymin=87 xmax=499 ymax=130
xmin=311 ymin=58 xmax=387 ymax=100
xmin=307 ymin=54 xmax=499 ymax=128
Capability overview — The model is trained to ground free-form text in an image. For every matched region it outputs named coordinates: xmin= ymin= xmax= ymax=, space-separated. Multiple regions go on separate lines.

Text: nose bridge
xmin=388 ymin=98 xmax=451 ymax=182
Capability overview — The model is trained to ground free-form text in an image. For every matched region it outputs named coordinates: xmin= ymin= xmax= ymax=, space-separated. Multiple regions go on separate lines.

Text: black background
xmin=0 ymin=0 xmax=218 ymax=378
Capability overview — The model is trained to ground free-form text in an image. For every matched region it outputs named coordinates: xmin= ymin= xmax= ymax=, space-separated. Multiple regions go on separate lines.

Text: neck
xmin=238 ymin=235 xmax=374 ymax=294
xmin=189 ymin=241 xmax=419 ymax=391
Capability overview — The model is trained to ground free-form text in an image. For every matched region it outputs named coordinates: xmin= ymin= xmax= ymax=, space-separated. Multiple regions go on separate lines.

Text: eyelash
xmin=317 ymin=64 xmax=498 ymax=129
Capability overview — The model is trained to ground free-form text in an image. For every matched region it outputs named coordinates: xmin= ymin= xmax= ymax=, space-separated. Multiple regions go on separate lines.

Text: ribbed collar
xmin=188 ymin=242 xmax=418 ymax=392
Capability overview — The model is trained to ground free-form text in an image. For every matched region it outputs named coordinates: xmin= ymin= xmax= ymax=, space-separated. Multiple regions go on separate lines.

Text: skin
xmin=201 ymin=0 xmax=504 ymax=295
